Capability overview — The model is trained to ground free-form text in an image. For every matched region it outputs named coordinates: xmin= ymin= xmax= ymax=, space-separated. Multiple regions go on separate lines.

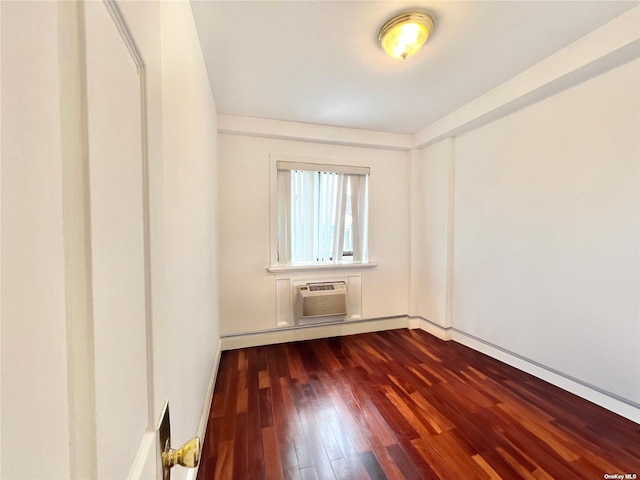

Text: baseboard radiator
xmin=295 ymin=281 xmax=347 ymax=325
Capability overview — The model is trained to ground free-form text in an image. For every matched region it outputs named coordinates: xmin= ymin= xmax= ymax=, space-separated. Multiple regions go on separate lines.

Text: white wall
xmin=218 ymin=133 xmax=409 ymax=335
xmin=160 ymin=1 xmax=220 ymax=461
xmin=449 ymin=59 xmax=639 ymax=406
xmin=412 ymin=140 xmax=455 ymax=328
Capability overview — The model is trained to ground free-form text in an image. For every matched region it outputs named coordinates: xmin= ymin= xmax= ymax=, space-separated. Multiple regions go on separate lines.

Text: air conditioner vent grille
xmin=308 ymin=284 xmax=337 ymax=291
xmin=296 ymin=281 xmax=347 ymax=322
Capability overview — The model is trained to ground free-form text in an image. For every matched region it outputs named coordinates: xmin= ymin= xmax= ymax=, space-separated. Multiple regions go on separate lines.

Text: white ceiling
xmin=191 ymin=1 xmax=638 ymax=134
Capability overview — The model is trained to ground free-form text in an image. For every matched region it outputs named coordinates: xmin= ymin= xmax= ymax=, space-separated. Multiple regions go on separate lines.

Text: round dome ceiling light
xmin=378 ymin=12 xmax=434 ymax=60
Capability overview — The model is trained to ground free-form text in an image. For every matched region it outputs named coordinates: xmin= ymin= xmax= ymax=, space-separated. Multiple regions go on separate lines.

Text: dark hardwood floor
xmin=197 ymin=328 xmax=639 ymax=479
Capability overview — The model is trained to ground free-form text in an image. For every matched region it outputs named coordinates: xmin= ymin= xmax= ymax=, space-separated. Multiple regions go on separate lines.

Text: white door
xmin=2 ymin=1 xmax=165 ymax=477
xmin=84 ymin=2 xmax=155 ymax=478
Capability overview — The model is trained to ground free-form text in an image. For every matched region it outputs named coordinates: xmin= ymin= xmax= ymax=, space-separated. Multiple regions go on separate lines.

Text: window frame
xmin=268 ymin=154 xmax=376 ymax=272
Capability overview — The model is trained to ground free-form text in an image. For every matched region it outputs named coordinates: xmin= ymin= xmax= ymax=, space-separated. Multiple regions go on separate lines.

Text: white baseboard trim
xmin=187 ymin=338 xmax=223 ymax=480
xmin=220 ymin=316 xmax=410 ymax=350
xmin=451 ymin=330 xmax=640 ymax=423
xmin=409 ymin=316 xmax=452 ymax=341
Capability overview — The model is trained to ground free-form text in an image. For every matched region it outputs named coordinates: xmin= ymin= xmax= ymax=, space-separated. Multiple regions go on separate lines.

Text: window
xmin=276 ymin=161 xmax=369 ymax=266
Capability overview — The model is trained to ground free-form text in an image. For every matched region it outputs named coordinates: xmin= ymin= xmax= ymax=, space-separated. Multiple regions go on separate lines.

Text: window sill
xmin=267 ymin=262 xmax=378 ymax=274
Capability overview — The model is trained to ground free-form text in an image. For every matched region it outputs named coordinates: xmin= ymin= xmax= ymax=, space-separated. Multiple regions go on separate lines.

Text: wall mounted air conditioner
xmin=295 ymin=281 xmax=347 ymax=325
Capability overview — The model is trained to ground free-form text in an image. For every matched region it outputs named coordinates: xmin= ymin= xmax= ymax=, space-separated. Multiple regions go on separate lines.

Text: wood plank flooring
xmin=197 ymin=328 xmax=640 ymax=479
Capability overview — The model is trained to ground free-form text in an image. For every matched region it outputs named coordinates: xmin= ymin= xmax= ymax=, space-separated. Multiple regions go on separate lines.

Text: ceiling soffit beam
xmin=414 ymin=5 xmax=640 ymax=148
xmin=217 ymin=115 xmax=414 ymax=151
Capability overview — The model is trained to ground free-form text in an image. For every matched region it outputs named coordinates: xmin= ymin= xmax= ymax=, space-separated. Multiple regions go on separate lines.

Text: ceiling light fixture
xmin=378 ymin=12 xmax=434 ymax=60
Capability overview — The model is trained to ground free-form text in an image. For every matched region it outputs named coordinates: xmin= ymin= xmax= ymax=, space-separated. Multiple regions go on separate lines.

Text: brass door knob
xmin=162 ymin=436 xmax=200 ymax=469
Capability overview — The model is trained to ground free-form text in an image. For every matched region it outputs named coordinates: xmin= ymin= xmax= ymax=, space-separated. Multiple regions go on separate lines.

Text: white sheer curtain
xmin=276 ymin=170 xmax=292 ymax=264
xmin=277 ymin=163 xmax=368 ymax=265
xmin=349 ymin=174 xmax=369 ymax=262
xmin=291 ymin=170 xmax=316 ymax=262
